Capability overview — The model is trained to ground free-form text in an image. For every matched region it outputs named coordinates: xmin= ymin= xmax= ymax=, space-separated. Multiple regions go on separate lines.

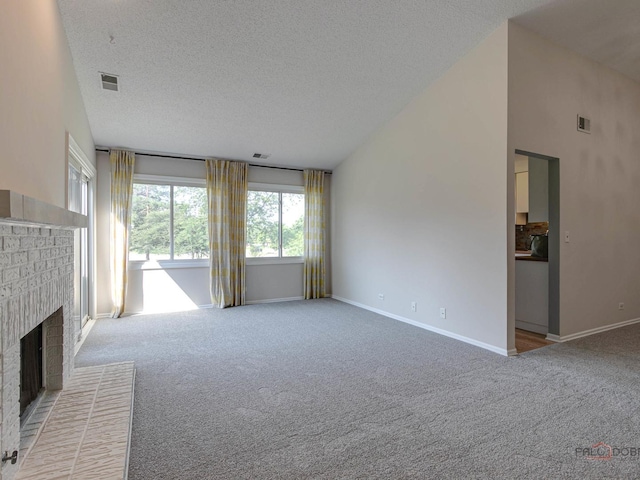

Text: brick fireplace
xmin=0 ymin=191 xmax=85 ymax=480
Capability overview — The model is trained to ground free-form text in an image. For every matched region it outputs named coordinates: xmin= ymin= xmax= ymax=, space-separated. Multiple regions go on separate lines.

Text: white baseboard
xmin=546 ymin=316 xmax=640 ymax=343
xmin=105 ymin=297 xmax=306 ymax=315
xmin=246 ymin=296 xmax=304 ymax=305
xmin=331 ymin=295 xmax=511 ymax=356
xmin=74 ymin=318 xmax=97 ymax=356
xmin=515 ymin=320 xmax=548 ymax=336
xmin=169 ymin=298 xmax=305 ymax=309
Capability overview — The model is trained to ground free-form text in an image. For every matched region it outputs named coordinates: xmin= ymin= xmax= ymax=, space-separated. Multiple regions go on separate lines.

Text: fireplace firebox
xmin=20 ymin=324 xmax=43 ymax=418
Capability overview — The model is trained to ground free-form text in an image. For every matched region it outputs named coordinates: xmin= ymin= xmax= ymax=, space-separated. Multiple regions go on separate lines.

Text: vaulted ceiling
xmin=514 ymin=0 xmax=640 ymax=84
xmin=57 ymin=0 xmax=640 ymax=170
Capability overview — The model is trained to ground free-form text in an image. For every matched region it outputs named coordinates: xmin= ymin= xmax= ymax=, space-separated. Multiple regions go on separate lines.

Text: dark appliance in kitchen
xmin=529 ymin=233 xmax=548 ymax=258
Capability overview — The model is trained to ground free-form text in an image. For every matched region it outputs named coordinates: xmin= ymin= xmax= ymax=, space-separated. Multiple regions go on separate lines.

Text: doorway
xmin=514 ymin=149 xmax=559 ymax=351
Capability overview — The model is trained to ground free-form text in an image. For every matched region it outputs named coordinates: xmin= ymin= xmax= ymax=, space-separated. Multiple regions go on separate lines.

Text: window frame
xmin=129 ymin=174 xmax=209 ymax=270
xmin=68 ymin=134 xmax=96 ymax=323
xmin=246 ymin=182 xmax=305 ymax=266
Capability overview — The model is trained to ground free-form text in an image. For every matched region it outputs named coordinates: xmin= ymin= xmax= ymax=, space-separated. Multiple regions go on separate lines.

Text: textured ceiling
xmin=514 ymin=0 xmax=640 ymax=84
xmin=58 ymin=0 xmax=563 ymax=169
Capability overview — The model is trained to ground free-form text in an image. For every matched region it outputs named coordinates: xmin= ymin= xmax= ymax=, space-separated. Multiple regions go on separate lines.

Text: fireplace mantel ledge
xmin=0 ymin=190 xmax=87 ymax=228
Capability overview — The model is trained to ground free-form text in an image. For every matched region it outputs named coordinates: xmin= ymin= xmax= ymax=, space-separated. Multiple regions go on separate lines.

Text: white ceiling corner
xmin=56 ymin=0 xmax=638 ymax=170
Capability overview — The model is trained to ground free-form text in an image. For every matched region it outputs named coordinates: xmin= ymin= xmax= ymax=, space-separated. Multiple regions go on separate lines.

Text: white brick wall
xmin=0 ymin=223 xmax=76 ymax=480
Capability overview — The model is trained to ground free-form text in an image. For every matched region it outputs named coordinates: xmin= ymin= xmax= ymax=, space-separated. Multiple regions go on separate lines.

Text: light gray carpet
xmin=75 ymin=299 xmax=640 ymax=479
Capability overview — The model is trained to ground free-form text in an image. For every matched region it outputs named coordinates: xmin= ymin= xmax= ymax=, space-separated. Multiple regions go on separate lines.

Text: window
xmin=68 ymin=134 xmax=96 ymax=329
xmin=246 ymin=184 xmax=304 ymax=261
xmin=130 ymin=177 xmax=208 ymax=262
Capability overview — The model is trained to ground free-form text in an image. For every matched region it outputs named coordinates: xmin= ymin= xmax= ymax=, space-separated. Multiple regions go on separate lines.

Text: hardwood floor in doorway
xmin=516 ymin=328 xmax=553 ymax=353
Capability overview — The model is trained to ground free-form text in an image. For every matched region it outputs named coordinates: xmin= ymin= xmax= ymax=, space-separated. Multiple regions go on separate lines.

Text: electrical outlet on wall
xmin=619 ymin=302 xmax=624 ymax=310
xmin=378 ymin=293 xmax=384 ymax=301
xmin=439 ymin=307 xmax=446 ymax=319
xmin=411 ymin=302 xmax=417 ymax=312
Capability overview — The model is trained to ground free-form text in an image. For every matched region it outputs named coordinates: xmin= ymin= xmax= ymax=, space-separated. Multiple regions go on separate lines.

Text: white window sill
xmin=246 ymin=257 xmax=303 ymax=266
xmin=129 ymin=257 xmax=304 ymax=269
xmin=129 ymin=260 xmax=209 ymax=270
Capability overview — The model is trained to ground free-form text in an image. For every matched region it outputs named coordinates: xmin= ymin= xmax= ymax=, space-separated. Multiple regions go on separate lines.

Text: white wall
xmin=95 ymin=152 xmax=331 ymax=315
xmin=508 ymin=22 xmax=640 ymax=338
xmin=0 ymin=1 xmax=95 ymax=208
xmin=332 ymin=24 xmax=510 ymax=353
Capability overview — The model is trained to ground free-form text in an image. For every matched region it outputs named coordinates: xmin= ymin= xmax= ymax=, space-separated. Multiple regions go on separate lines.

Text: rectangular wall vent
xmin=577 ymin=114 xmax=591 ymax=134
xmin=100 ymin=73 xmax=119 ymax=92
xmin=252 ymin=153 xmax=270 ymax=159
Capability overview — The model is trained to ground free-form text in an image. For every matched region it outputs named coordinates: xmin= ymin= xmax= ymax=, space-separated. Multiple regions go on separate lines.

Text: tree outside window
xmin=246 ymin=189 xmax=304 ymax=258
xmin=130 ymin=183 xmax=209 ymax=261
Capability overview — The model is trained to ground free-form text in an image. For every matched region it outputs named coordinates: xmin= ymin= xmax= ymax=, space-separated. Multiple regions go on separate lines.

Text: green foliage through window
xmin=247 ymin=190 xmax=304 ymax=258
xmin=130 ymin=183 xmax=209 ymax=261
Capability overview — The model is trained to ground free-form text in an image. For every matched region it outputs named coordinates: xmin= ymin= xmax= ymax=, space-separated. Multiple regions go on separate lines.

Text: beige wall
xmin=332 ymin=24 xmax=510 ymax=353
xmin=95 ymin=152 xmax=331 ymax=315
xmin=0 ymin=1 xmax=95 ymax=208
xmin=508 ymin=22 xmax=640 ymax=338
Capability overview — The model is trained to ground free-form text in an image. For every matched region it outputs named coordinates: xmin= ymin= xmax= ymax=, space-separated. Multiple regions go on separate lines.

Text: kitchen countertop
xmin=515 ymin=250 xmax=548 ymax=262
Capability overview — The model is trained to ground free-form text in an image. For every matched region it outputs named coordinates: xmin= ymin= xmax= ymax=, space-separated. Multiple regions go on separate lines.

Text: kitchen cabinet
xmin=514 ymin=157 xmax=548 ymax=223
xmin=528 ymin=158 xmax=548 ymax=223
xmin=515 ymin=154 xmax=528 ymax=174
xmin=515 ymin=260 xmax=548 ymax=334
xmin=515 ymin=172 xmax=529 ymax=213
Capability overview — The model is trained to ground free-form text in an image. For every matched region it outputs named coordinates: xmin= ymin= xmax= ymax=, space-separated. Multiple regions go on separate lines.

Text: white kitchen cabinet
xmin=515 ymin=154 xmax=529 ymax=174
xmin=515 ymin=172 xmax=529 ymax=214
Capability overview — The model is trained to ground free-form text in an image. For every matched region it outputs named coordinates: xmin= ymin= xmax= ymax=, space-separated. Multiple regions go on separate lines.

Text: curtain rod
xmin=95 ymin=148 xmax=332 ymax=174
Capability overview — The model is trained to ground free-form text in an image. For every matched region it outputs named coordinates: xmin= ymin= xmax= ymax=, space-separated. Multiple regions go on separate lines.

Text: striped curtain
xmin=206 ymin=159 xmax=248 ymax=308
xmin=109 ymin=149 xmax=135 ymax=318
xmin=303 ymin=169 xmax=326 ymax=299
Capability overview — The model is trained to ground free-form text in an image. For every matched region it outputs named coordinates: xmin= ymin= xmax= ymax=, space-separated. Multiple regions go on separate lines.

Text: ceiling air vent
xmin=100 ymin=73 xmax=119 ymax=92
xmin=252 ymin=153 xmax=270 ymax=159
xmin=577 ymin=114 xmax=591 ymax=134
